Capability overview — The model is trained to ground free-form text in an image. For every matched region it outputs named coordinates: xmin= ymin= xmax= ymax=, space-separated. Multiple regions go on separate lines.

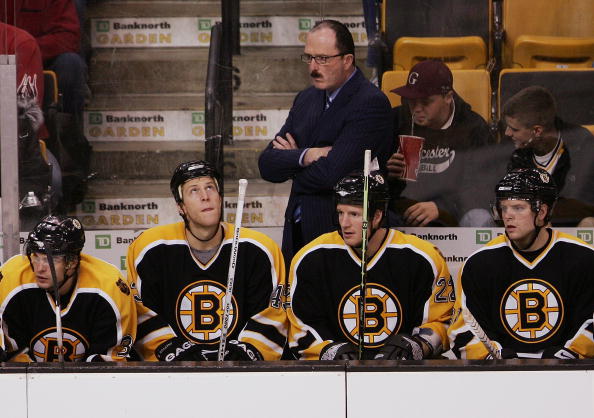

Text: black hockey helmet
xmin=24 ymin=215 xmax=85 ymax=257
xmin=170 ymin=160 xmax=222 ymax=204
xmin=493 ymin=167 xmax=558 ymax=221
xmin=334 ymin=170 xmax=389 ymax=212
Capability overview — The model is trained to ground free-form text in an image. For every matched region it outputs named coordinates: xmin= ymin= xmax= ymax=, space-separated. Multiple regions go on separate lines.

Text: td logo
xmin=475 ymin=230 xmax=492 ymax=244
xmin=95 ymin=235 xmax=112 ymax=249
xmin=198 ymin=19 xmax=211 ymax=31
xmin=96 ymin=20 xmax=110 ymax=32
xmin=577 ymin=230 xmax=593 ymax=244
xmin=192 ymin=112 xmax=205 ymax=124
xmin=88 ymin=112 xmax=102 ymax=125
xmin=81 ymin=201 xmax=96 ymax=213
xmin=120 ymin=256 xmax=127 ymax=270
xmin=299 ymin=18 xmax=312 ymax=30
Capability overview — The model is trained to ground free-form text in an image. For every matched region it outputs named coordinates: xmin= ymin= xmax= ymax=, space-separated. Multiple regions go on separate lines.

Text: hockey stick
xmin=462 ymin=308 xmax=502 ymax=359
xmin=218 ymin=178 xmax=248 ymax=361
xmin=358 ymin=150 xmax=372 ymax=360
xmin=44 ymin=240 xmax=64 ymax=363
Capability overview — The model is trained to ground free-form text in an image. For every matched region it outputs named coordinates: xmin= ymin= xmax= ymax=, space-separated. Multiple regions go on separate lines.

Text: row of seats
xmin=383 ymin=0 xmax=594 ymax=71
xmin=381 ymin=68 xmax=594 ymax=133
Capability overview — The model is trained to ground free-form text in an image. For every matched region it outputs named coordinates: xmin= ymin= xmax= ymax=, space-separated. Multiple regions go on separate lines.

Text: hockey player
xmin=127 ymin=160 xmax=287 ymax=361
xmin=448 ymin=168 xmax=594 ymax=359
xmin=287 ymin=171 xmax=453 ymax=360
xmin=0 ymin=215 xmax=144 ymax=361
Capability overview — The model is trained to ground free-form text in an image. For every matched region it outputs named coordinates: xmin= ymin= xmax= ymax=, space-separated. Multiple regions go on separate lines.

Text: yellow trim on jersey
xmin=532 ymin=138 xmax=564 ymax=174
xmin=0 ymin=253 xmax=137 ymax=362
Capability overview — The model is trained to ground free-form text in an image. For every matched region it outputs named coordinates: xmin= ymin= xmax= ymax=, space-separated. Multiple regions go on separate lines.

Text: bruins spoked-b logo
xmin=500 ymin=279 xmax=563 ymax=343
xmin=31 ymin=328 xmax=89 ymax=362
xmin=339 ymin=284 xmax=402 ymax=347
xmin=176 ymin=280 xmax=238 ymax=344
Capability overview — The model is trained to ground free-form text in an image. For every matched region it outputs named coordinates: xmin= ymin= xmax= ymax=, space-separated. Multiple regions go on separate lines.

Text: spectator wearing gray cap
xmin=386 ymin=60 xmax=495 ymax=227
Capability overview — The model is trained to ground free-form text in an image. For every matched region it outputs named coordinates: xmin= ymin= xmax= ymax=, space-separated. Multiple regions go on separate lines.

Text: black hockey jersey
xmin=126 ymin=221 xmax=287 ymax=360
xmin=287 ymin=229 xmax=453 ymax=359
xmin=0 ymin=254 xmax=139 ymax=362
xmin=448 ymin=230 xmax=594 ymax=358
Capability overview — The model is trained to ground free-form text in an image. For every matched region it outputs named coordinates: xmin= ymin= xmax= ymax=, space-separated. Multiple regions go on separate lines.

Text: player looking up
xmin=127 ymin=160 xmax=287 ymax=361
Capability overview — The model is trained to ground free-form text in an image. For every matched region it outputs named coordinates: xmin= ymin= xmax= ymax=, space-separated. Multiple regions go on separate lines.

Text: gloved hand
xmin=486 ymin=348 xmax=518 ymax=359
xmin=320 ymin=342 xmax=358 ymax=360
xmin=0 ymin=346 xmax=7 ymax=362
xmin=155 ymin=337 xmax=208 ymax=362
xmin=223 ymin=340 xmax=263 ymax=361
xmin=374 ymin=334 xmax=425 ymax=360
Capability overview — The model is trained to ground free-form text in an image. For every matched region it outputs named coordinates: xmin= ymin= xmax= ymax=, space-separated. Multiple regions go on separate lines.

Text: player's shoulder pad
xmin=297 ymin=231 xmax=344 ymax=257
xmin=78 ymin=253 xmax=131 ymax=299
xmin=393 ymin=230 xmax=444 ymax=257
xmin=556 ymin=230 xmax=594 ymax=250
xmin=0 ymin=255 xmax=36 ymax=289
xmin=133 ymin=222 xmax=185 ymax=245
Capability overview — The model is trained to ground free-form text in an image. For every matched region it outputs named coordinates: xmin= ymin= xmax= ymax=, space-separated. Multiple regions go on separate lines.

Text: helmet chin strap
xmin=182 ymin=213 xmax=222 ymax=243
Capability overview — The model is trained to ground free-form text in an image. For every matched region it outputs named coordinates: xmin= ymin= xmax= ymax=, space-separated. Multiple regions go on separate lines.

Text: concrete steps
xmin=83 ymin=0 xmax=368 ymax=202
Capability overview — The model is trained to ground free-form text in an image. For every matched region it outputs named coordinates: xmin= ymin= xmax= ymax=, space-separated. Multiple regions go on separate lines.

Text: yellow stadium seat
xmin=512 ymin=35 xmax=594 ymax=68
xmin=498 ymin=69 xmax=594 ymax=126
xmin=503 ymin=0 xmax=594 ymax=68
xmin=393 ymin=36 xmax=487 ymax=70
xmin=382 ymin=69 xmax=491 ymax=121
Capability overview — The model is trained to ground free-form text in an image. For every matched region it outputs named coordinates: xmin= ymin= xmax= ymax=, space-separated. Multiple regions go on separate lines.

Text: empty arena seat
xmin=498 ymin=69 xmax=594 ymax=126
xmin=512 ymin=35 xmax=594 ymax=68
xmin=383 ymin=0 xmax=492 ymax=70
xmin=382 ymin=69 xmax=492 ymax=121
xmin=503 ymin=0 xmax=594 ymax=68
xmin=393 ymin=36 xmax=487 ymax=70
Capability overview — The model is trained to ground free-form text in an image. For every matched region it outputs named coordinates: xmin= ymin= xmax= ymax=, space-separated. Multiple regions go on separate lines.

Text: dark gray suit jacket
xmin=258 ymin=68 xmax=393 ymax=262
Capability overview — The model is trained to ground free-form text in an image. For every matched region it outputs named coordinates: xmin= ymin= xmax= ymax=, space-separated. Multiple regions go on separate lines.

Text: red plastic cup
xmin=398 ymin=135 xmax=425 ymax=181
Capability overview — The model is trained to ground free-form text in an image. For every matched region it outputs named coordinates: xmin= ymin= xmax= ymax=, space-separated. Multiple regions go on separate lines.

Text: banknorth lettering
xmin=411 ymin=233 xmax=458 ymax=241
xmin=239 ymin=20 xmax=272 ymax=28
xmin=445 ymin=255 xmax=468 ymax=263
xmin=96 ymin=33 xmax=172 ymax=45
xmin=99 ymin=202 xmax=158 ymax=210
xmin=88 ymin=126 xmax=165 ymax=138
xmin=232 ymin=114 xmax=267 ymax=122
xmin=224 ymin=200 xmax=263 ymax=209
xmin=116 ymin=237 xmax=135 ymax=244
xmin=106 ymin=114 xmax=164 ymax=123
xmin=113 ymin=22 xmax=171 ymax=30
xmin=314 ymin=20 xmax=365 ymax=29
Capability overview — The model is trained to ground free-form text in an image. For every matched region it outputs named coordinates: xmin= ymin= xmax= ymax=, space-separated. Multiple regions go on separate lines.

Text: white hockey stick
xmin=218 ymin=179 xmax=248 ymax=361
xmin=462 ymin=308 xmax=501 ymax=359
xmin=357 ymin=150 xmax=372 ymax=360
xmin=44 ymin=240 xmax=64 ymax=363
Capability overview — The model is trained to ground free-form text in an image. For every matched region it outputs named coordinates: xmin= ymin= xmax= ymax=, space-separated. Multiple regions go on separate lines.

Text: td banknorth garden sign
xmin=91 ymin=16 xmax=367 ymax=48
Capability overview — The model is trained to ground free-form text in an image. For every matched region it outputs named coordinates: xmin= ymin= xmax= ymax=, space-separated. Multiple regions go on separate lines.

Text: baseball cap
xmin=391 ymin=60 xmax=453 ymax=99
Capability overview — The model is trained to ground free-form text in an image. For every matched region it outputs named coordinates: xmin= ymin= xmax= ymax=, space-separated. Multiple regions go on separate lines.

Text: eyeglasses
xmin=300 ymin=53 xmax=345 ymax=65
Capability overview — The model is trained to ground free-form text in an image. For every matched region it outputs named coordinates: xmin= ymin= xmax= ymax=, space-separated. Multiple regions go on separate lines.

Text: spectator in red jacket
xmin=1 ymin=0 xmax=87 ymax=118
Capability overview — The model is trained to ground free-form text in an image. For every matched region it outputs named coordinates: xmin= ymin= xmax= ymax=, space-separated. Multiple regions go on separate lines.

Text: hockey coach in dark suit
xmin=258 ymin=19 xmax=393 ymax=262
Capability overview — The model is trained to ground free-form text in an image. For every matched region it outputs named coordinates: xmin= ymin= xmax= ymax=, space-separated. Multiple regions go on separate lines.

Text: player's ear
xmin=177 ymin=203 xmax=185 ymax=217
xmin=536 ymin=203 xmax=549 ymax=226
xmin=371 ymin=209 xmax=383 ymax=229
